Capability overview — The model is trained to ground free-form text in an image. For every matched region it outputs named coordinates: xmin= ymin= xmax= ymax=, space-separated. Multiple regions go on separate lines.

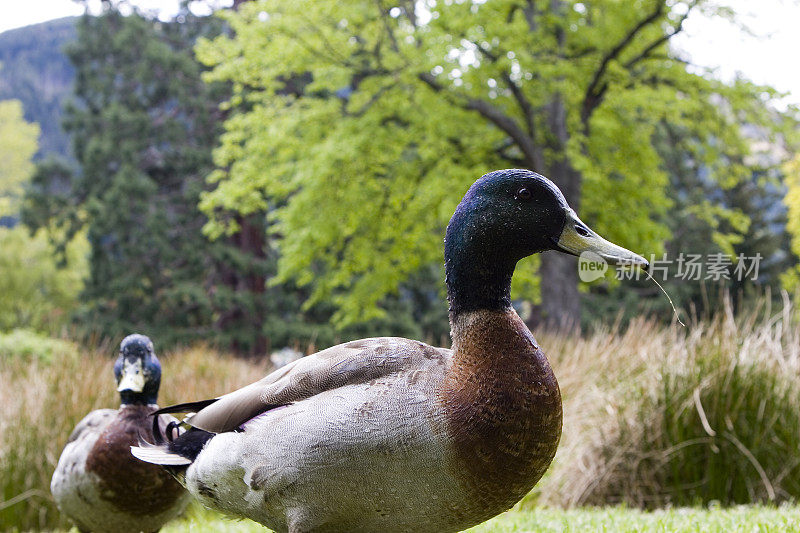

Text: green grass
xmin=468 ymin=505 xmax=800 ymax=532
xmin=153 ymin=504 xmax=800 ymax=533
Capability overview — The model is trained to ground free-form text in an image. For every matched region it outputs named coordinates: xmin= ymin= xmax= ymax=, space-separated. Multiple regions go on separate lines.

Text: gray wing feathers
xmin=52 ymin=409 xmax=116 ymax=504
xmin=187 ymin=380 xmax=273 ymax=433
xmin=188 ymin=338 xmax=448 ymax=433
xmin=66 ymin=409 xmax=116 ymax=444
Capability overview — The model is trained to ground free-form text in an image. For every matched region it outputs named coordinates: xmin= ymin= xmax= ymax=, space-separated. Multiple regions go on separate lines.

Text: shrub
xmin=0 ymin=226 xmax=88 ymax=335
xmin=0 ymin=329 xmax=77 ymax=362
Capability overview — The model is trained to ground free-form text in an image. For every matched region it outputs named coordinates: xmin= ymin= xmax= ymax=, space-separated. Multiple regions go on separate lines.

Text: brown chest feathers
xmin=442 ymin=309 xmax=562 ymax=518
xmin=85 ymin=405 xmax=185 ymax=515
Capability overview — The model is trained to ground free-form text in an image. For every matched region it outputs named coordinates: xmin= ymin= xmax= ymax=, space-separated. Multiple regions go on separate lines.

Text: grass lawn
xmin=155 ymin=504 xmax=800 ymax=532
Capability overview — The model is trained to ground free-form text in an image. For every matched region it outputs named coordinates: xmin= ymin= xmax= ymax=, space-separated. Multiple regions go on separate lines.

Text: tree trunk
xmin=214 ymin=214 xmax=269 ymax=357
xmin=539 ymin=252 xmax=580 ymax=330
xmin=538 ymin=152 xmax=582 ymax=331
xmin=538 ymin=93 xmax=582 ymax=331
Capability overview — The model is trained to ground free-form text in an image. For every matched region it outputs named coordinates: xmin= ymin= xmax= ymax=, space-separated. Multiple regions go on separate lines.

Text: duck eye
xmin=515 ymin=187 xmax=532 ymax=200
xmin=574 ymin=224 xmax=590 ymax=237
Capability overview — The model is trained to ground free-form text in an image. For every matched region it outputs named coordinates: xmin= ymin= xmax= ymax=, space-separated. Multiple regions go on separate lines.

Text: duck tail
xmin=132 ymin=427 xmax=215 ymax=467
xmin=131 ymin=399 xmax=219 ymax=468
xmin=130 ymin=439 xmax=193 ymax=467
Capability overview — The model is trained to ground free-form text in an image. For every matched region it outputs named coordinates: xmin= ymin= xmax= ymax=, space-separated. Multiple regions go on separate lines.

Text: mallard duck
xmin=133 ymin=170 xmax=647 ymax=533
xmin=51 ymin=334 xmax=190 ymax=532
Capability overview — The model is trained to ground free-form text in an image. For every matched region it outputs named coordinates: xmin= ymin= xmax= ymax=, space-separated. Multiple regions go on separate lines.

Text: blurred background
xmin=1 ymin=0 xmax=800 ymax=530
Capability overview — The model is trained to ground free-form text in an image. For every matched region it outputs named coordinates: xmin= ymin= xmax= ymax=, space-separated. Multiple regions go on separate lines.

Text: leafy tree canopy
xmin=0 ymin=100 xmax=39 ymax=217
xmin=198 ymin=0 xmax=792 ymax=326
xmin=782 ymin=155 xmax=800 ymax=291
xmin=0 ymin=100 xmax=88 ymax=333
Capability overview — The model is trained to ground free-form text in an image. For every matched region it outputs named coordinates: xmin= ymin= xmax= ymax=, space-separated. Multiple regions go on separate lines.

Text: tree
xmin=0 ymin=100 xmax=38 ymax=220
xmin=584 ymin=116 xmax=797 ymax=327
xmin=0 ymin=99 xmax=88 ymax=333
xmin=782 ymin=155 xmax=800 ymax=291
xmin=22 ymin=6 xmax=273 ymax=350
xmin=22 ymin=4 xmax=442 ymax=353
xmin=198 ymin=0 xmax=785 ymax=328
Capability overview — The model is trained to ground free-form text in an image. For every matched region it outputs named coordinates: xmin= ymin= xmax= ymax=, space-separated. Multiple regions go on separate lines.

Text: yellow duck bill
xmin=555 ymin=209 xmax=649 ymax=268
xmin=117 ymin=360 xmax=146 ymax=392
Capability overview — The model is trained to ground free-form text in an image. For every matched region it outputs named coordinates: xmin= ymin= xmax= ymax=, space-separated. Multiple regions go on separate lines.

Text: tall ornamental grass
xmin=540 ymin=294 xmax=800 ymax=508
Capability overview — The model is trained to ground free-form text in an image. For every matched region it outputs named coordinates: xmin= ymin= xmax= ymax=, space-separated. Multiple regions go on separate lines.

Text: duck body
xmin=181 ymin=315 xmax=559 ymax=532
xmin=51 ymin=405 xmax=190 ymax=532
xmin=134 ymin=170 xmax=646 ymax=532
xmin=52 ymin=334 xmax=190 ymax=532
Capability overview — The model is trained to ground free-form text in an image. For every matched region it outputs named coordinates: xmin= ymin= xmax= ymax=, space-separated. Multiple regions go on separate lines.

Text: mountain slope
xmin=0 ymin=17 xmax=76 ymax=159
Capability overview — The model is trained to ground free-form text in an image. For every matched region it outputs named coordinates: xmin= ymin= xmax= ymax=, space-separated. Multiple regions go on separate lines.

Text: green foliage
xmin=197 ymin=3 xmax=492 ymax=324
xmin=22 ymin=8 xmax=272 ymax=350
xmin=198 ymin=0 xmax=788 ymax=325
xmin=0 ymin=329 xmax=77 ymax=362
xmin=63 ymin=8 xmax=228 ymax=346
xmin=0 ymin=99 xmax=39 ymax=217
xmin=782 ymin=155 xmax=800 ymax=290
xmin=19 ymin=6 xmax=448 ymax=352
xmin=0 ymin=99 xmax=86 ymax=334
xmin=0 ymin=227 xmax=88 ymax=333
xmin=583 ymin=104 xmax=798 ymax=328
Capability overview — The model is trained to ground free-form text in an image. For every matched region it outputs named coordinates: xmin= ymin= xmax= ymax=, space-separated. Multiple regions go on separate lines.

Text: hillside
xmin=0 ymin=17 xmax=76 ymax=159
